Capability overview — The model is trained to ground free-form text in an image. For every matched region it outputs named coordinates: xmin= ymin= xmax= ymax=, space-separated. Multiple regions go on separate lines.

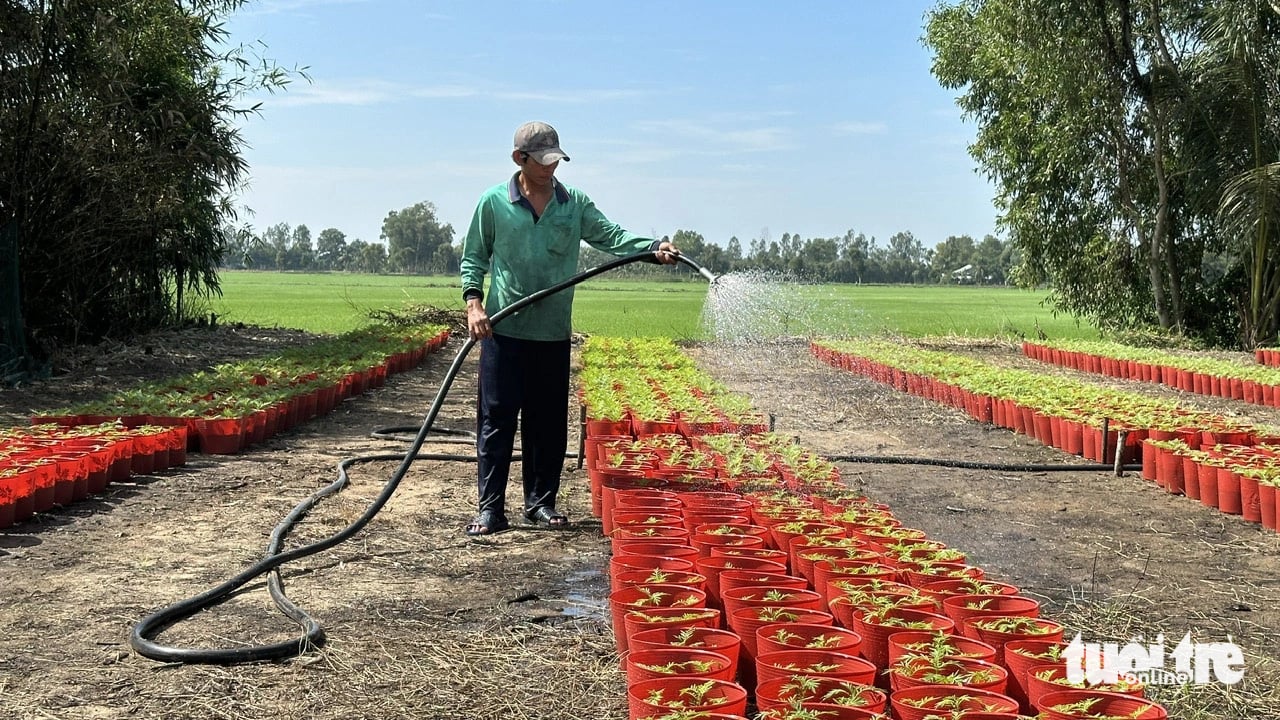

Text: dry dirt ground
xmin=0 ymin=327 xmax=1277 ymax=720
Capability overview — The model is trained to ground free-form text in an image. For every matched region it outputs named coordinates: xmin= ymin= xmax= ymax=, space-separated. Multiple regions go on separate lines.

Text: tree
xmin=883 ymin=231 xmax=930 ymax=283
xmin=834 ymin=230 xmax=873 ymax=283
xmin=316 ymin=228 xmax=347 ymax=270
xmin=288 ymin=224 xmax=314 ymax=270
xmin=346 ymin=239 xmax=387 ymax=274
xmin=1197 ymin=1 xmax=1280 ymax=346
xmin=724 ymin=236 xmax=744 ymax=270
xmin=931 ymin=235 xmax=977 ymax=283
xmin=1 ymin=0 xmax=299 ymax=345
xmin=925 ymin=0 xmax=1280 ymax=347
xmin=382 ymin=201 xmax=455 ymax=274
xmin=797 ymin=236 xmax=838 ymax=279
xmin=972 ymin=235 xmax=1008 ymax=285
xmin=264 ymin=222 xmax=291 ymax=271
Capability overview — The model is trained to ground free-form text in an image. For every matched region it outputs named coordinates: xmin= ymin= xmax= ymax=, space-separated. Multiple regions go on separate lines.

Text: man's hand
xmin=466 ymin=298 xmax=492 ymax=340
xmin=655 ymin=241 xmax=681 ymax=265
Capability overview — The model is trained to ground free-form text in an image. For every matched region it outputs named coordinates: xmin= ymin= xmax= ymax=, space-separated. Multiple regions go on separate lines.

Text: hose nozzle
xmin=675 ymin=254 xmax=718 ymax=284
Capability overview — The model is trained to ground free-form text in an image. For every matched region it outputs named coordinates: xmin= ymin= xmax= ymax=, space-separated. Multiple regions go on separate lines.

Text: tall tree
xmin=925 ymin=0 xmax=1280 ymax=347
xmin=288 ymin=224 xmax=314 ymax=270
xmin=381 ymin=201 xmax=455 ymax=275
xmin=724 ymin=236 xmax=744 ymax=270
xmin=972 ymin=235 xmax=1009 ymax=284
xmin=884 ymin=231 xmax=930 ymax=283
xmin=0 ymin=0 xmax=298 ymax=345
xmin=316 ymin=228 xmax=347 ymax=271
xmin=264 ymin=222 xmax=291 ymax=271
xmin=931 ymin=235 xmax=978 ymax=283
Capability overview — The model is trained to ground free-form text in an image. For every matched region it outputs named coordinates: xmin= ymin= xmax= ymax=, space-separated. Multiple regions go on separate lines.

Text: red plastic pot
xmin=694 ymin=555 xmax=787 ymax=607
xmin=717 ymin=570 xmax=808 ymax=599
xmin=619 ymin=607 xmax=722 ymax=655
xmin=886 ymin=630 xmax=997 ymax=666
xmin=624 ymin=647 xmax=734 ymax=685
xmin=896 ymin=561 xmax=985 ymax=588
xmin=965 ymin=616 xmax=1065 ymax=665
xmin=756 ymin=622 xmax=864 ymax=658
xmin=793 ymin=545 xmax=882 ymax=587
xmin=681 ymin=513 xmax=752 ymax=533
xmin=754 ymin=648 xmax=877 ymax=687
xmin=625 ymin=676 xmax=748 ymax=720
xmin=198 ymin=416 xmax=246 ymax=455
xmin=611 ymin=511 xmax=685 ymax=531
xmin=889 ymin=683 xmax=1020 ymax=720
xmin=813 ymin=559 xmax=900 ymax=608
xmin=627 ymin=626 xmax=742 ymax=677
xmin=754 ymin=675 xmax=888 ymax=715
xmin=690 ymin=531 xmax=766 ymax=558
xmin=611 ymin=583 xmax=708 ymax=652
xmin=614 ymin=542 xmax=700 ymax=562
xmin=1002 ymin=638 xmax=1067 ymax=713
xmin=918 ymin=577 xmax=1020 ymax=603
xmin=1261 ymin=481 xmax=1278 ymax=531
xmin=610 ymin=555 xmax=697 ymax=593
xmin=888 ymin=656 xmax=1008 ymax=694
xmin=1025 ymin=663 xmax=1144 ymax=711
xmin=850 ymin=608 xmax=956 ymax=679
xmin=612 ymin=569 xmax=708 ymax=594
xmin=942 ymin=594 xmax=1041 ymax=635
xmin=730 ymin=605 xmax=835 ymax=689
xmin=611 ymin=525 xmax=692 ymax=552
xmin=722 ymin=586 xmax=823 ymax=635
xmin=707 ymin=546 xmax=790 ymax=566
xmin=1035 ymin=689 xmax=1167 ymax=719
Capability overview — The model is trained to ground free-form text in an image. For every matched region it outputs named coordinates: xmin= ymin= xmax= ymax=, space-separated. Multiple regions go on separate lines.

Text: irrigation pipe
xmin=129 ymin=250 xmax=710 ymax=664
xmin=820 ymin=453 xmax=1140 ymax=473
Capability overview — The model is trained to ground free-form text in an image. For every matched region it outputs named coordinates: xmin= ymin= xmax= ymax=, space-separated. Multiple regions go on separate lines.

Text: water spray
xmin=129 ymin=250 xmax=716 ymax=665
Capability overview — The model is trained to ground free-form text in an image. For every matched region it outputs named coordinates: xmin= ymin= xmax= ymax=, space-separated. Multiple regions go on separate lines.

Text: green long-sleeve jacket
xmin=460 ymin=174 xmax=656 ymax=341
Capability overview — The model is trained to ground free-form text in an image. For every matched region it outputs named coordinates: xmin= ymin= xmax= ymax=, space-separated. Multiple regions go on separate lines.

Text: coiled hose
xmin=129 ymin=251 xmax=708 ymax=664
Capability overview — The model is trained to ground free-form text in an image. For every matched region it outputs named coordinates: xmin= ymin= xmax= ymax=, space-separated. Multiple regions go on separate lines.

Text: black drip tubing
xmin=129 ymin=251 xmax=696 ymax=664
xmin=820 ymin=453 xmax=1141 ymax=473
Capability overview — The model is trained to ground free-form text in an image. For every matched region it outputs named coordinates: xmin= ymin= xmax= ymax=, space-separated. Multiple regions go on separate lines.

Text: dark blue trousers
xmin=476 ymin=333 xmax=571 ymax=518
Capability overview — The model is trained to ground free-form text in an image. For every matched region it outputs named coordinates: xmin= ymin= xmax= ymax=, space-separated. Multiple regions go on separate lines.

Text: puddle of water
xmin=565 ymin=569 xmax=603 ymax=584
xmin=561 ymin=592 xmax=608 ymax=620
xmin=558 ymin=568 xmax=609 ymax=619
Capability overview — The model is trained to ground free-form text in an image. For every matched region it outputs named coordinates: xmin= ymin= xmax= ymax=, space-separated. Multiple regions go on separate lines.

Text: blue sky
xmin=225 ymin=0 xmax=997 ymax=251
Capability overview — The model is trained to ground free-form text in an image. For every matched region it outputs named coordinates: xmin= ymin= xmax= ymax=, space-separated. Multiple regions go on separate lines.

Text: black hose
xmin=129 ymin=250 xmax=688 ymax=664
xmin=821 ymin=453 xmax=1141 ymax=473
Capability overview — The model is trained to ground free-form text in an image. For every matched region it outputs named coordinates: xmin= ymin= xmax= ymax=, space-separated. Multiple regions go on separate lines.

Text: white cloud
xmin=494 ymin=88 xmax=648 ymax=103
xmin=255 ymin=79 xmax=650 ymax=108
xmin=243 ymin=0 xmax=371 ymax=16
xmin=261 ymin=79 xmax=404 ymax=107
xmin=632 ymin=118 xmax=791 ymax=153
xmin=831 ymin=121 xmax=888 ymax=135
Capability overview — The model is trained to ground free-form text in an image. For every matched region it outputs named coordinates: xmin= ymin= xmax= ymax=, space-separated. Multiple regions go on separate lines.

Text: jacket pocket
xmin=542 ymin=217 xmax=578 ymax=256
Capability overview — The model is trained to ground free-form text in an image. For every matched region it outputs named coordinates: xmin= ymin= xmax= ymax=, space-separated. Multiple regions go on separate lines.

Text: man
xmin=459 ymin=121 xmax=680 ymax=536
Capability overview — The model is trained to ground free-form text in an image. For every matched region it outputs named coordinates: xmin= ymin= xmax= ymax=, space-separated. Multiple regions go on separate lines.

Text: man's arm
xmin=460 ymin=198 xmax=495 ymax=339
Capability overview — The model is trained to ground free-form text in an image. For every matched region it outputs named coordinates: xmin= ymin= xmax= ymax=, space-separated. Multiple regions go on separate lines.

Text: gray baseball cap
xmin=514 ymin=121 xmax=570 ymax=164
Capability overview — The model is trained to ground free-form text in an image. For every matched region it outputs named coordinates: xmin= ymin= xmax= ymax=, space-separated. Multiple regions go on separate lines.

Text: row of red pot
xmin=0 ymin=424 xmax=185 ymax=529
xmin=810 ymin=344 xmax=1148 ymax=466
xmin=1025 ymin=341 xmax=1280 ymax=409
xmin=30 ymin=330 xmax=451 ymax=455
xmin=1142 ymin=440 xmax=1279 ymax=532
xmin=582 ymin=341 xmax=1169 ymax=719
xmin=599 ymin=486 xmax=1168 ymax=720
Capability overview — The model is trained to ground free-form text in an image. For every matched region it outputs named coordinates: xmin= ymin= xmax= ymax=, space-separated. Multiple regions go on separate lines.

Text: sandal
xmin=465 ymin=509 xmax=510 ymax=536
xmin=525 ymin=506 xmax=568 ymax=528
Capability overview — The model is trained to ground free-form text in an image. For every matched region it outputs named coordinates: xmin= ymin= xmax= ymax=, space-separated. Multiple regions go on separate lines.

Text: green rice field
xmin=211 ymin=269 xmax=1099 ymax=340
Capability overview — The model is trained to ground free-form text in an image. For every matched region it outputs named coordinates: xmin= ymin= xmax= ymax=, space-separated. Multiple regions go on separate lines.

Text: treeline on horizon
xmin=221 ymin=201 xmax=1018 ymax=286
